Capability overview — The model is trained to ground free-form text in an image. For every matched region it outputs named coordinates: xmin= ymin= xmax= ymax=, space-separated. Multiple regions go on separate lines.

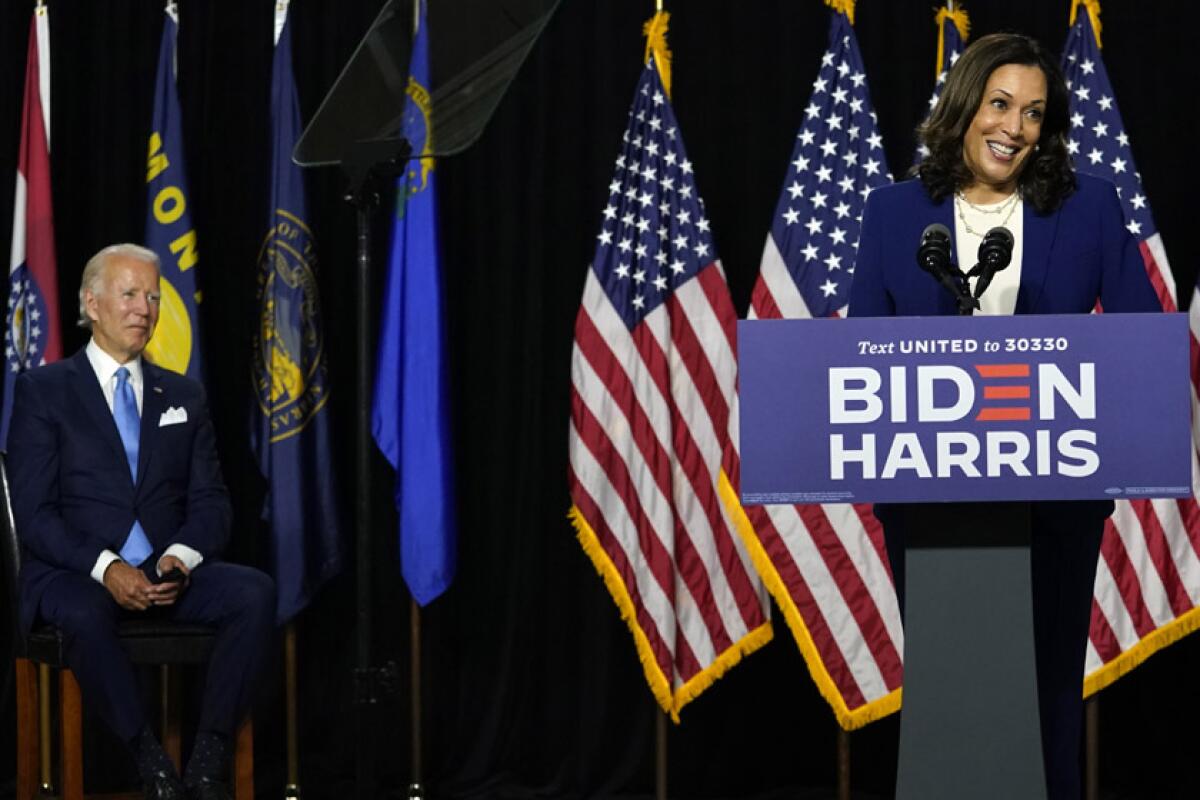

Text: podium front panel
xmin=738 ymin=313 xmax=1190 ymax=505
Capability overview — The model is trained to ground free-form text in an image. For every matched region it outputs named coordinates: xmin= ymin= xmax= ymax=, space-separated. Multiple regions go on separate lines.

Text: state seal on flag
xmin=5 ymin=268 xmax=49 ymax=372
xmin=402 ymin=74 xmax=435 ymax=200
xmin=253 ymin=210 xmax=329 ymax=443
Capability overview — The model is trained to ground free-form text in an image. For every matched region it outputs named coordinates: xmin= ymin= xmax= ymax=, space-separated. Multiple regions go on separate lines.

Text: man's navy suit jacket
xmin=7 ymin=347 xmax=231 ymax=634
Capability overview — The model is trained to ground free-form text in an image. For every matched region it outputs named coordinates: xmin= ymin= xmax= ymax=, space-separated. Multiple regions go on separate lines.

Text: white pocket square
xmin=158 ymin=406 xmax=188 ymax=427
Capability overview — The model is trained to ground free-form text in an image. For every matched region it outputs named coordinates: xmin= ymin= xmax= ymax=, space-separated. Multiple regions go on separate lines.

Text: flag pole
xmin=837 ymin=726 xmax=850 ymax=800
xmin=408 ymin=597 xmax=425 ymax=799
xmin=405 ymin=2 xmax=427 ymax=796
xmin=652 ymin=9 xmax=666 ymax=786
xmin=284 ymin=623 xmax=301 ymax=798
xmin=655 ymin=709 xmax=667 ymax=800
xmin=1084 ymin=695 xmax=1098 ymax=800
xmin=652 ymin=9 xmax=666 ymax=785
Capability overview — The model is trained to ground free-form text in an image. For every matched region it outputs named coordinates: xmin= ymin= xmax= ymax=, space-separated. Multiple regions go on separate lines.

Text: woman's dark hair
xmin=914 ymin=33 xmax=1075 ymax=213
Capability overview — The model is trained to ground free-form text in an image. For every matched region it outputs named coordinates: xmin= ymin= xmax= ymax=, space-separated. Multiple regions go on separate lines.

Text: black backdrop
xmin=2 ymin=1 xmax=1199 ymax=798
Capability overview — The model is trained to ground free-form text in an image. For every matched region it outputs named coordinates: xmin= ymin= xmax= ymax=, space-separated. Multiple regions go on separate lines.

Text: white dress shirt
xmin=85 ymin=339 xmax=203 ymax=583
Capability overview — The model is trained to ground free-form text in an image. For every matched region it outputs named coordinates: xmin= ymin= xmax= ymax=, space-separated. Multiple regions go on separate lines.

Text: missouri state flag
xmin=2 ymin=5 xmax=62 ymax=448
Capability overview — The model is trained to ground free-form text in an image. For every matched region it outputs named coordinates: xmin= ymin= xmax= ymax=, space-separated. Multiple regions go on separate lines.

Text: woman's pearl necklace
xmin=955 ymin=190 xmax=1018 ymax=237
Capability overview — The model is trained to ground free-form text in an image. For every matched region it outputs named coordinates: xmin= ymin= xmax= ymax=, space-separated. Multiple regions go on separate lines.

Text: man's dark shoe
xmin=185 ymin=776 xmax=233 ymax=800
xmin=132 ymin=727 xmax=185 ymax=800
xmin=143 ymin=769 xmax=187 ymax=800
xmin=183 ymin=730 xmax=231 ymax=799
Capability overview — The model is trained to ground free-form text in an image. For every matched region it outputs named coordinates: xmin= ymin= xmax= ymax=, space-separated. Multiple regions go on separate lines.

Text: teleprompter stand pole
xmin=344 ymin=139 xmax=411 ymax=800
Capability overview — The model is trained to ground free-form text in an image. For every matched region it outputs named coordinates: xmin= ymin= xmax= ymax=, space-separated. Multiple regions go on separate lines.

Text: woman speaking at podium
xmin=848 ymin=33 xmax=1158 ymax=800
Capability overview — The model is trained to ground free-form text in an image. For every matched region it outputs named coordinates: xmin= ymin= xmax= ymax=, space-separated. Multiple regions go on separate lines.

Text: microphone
xmin=917 ymin=223 xmax=953 ymax=276
xmin=968 ymin=226 xmax=1015 ymax=299
xmin=917 ymin=223 xmax=976 ymax=312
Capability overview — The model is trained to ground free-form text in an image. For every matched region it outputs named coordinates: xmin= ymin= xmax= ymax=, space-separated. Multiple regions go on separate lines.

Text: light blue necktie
xmin=114 ymin=367 xmax=152 ymax=566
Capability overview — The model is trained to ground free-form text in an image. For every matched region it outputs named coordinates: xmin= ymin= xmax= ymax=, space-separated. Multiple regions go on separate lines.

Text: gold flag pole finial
xmin=1069 ymin=0 xmax=1103 ymax=49
xmin=35 ymin=0 xmax=46 ymax=12
xmin=643 ymin=8 xmax=672 ymax=98
xmin=934 ymin=2 xmax=971 ymax=78
xmin=824 ymin=0 xmax=855 ymax=26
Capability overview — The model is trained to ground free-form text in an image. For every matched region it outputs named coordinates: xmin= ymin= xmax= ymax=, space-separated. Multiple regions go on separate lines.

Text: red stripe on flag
xmin=855 ymin=504 xmax=892 ymax=583
xmin=747 ymin=505 xmax=870 ymax=709
xmin=1088 ymin=597 xmax=1123 ymax=665
xmin=574 ymin=329 xmax=739 ymax=660
xmin=1138 ymin=240 xmax=1177 ymax=313
xmin=1099 ymin=520 xmax=1156 ymax=639
xmin=751 ymin=277 xmax=783 ymax=321
xmin=664 ymin=294 xmax=731 ymax=448
xmin=568 ymin=466 xmax=675 ymax=680
xmin=794 ymin=504 xmax=903 ymax=682
xmin=1129 ymin=500 xmax=1192 ymax=618
xmin=1176 ymin=497 xmax=1200 ymax=560
xmin=574 ymin=310 xmax=674 ymax=502
xmin=673 ymin=626 xmax=704 ymax=685
xmin=662 ymin=293 xmax=766 ymax=634
xmin=696 ymin=263 xmax=740 ymax=358
xmin=570 ymin=392 xmax=676 ymax=601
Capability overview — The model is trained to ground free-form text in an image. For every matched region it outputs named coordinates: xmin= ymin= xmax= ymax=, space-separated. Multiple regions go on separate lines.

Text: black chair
xmin=1 ymin=454 xmax=253 ymax=800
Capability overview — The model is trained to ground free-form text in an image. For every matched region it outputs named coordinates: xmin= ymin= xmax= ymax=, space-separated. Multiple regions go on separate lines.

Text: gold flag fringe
xmin=568 ymin=499 xmax=773 ymax=722
xmin=642 ymin=11 xmax=672 ymax=98
xmin=1084 ymin=603 xmax=1200 ymax=699
xmin=718 ymin=473 xmax=902 ymax=730
xmin=1069 ymin=0 xmax=1103 ymax=49
xmin=824 ymin=0 xmax=856 ymax=26
xmin=934 ymin=5 xmax=971 ymax=78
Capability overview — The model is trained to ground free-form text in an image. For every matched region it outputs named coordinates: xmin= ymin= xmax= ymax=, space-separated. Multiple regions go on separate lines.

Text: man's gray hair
xmin=77 ymin=244 xmax=161 ymax=330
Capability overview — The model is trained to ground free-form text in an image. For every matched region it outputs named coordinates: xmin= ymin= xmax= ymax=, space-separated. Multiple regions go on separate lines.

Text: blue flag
xmin=251 ymin=7 xmax=344 ymax=623
xmin=143 ymin=6 xmax=202 ymax=381
xmin=371 ymin=0 xmax=456 ymax=606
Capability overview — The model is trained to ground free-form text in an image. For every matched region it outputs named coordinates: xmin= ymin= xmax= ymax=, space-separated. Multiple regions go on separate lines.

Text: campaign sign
xmin=738 ymin=314 xmax=1191 ymax=505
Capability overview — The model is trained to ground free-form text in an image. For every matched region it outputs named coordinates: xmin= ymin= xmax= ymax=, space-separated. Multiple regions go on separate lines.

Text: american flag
xmin=914 ymin=3 xmax=968 ymax=164
xmin=745 ymin=8 xmax=902 ymax=729
xmin=568 ymin=50 xmax=772 ymax=719
xmin=1062 ymin=5 xmax=1200 ymax=696
xmin=2 ymin=5 xmax=62 ymax=449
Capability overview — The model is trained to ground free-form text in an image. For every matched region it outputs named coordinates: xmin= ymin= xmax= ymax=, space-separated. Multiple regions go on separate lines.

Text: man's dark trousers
xmin=36 ymin=561 xmax=275 ymax=743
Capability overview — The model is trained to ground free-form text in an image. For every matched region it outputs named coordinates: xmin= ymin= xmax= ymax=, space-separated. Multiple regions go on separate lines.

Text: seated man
xmin=7 ymin=243 xmax=275 ymax=800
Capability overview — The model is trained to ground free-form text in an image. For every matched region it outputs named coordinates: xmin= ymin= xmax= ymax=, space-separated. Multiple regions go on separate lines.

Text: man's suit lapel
xmin=1015 ymin=199 xmax=1061 ymax=314
xmin=138 ymin=362 xmax=167 ymax=487
xmin=67 ymin=350 xmax=130 ymax=480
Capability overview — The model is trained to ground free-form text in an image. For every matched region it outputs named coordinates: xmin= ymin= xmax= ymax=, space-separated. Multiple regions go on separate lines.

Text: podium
xmin=737 ymin=313 xmax=1191 ymax=798
xmin=894 ymin=501 xmax=1044 ymax=799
